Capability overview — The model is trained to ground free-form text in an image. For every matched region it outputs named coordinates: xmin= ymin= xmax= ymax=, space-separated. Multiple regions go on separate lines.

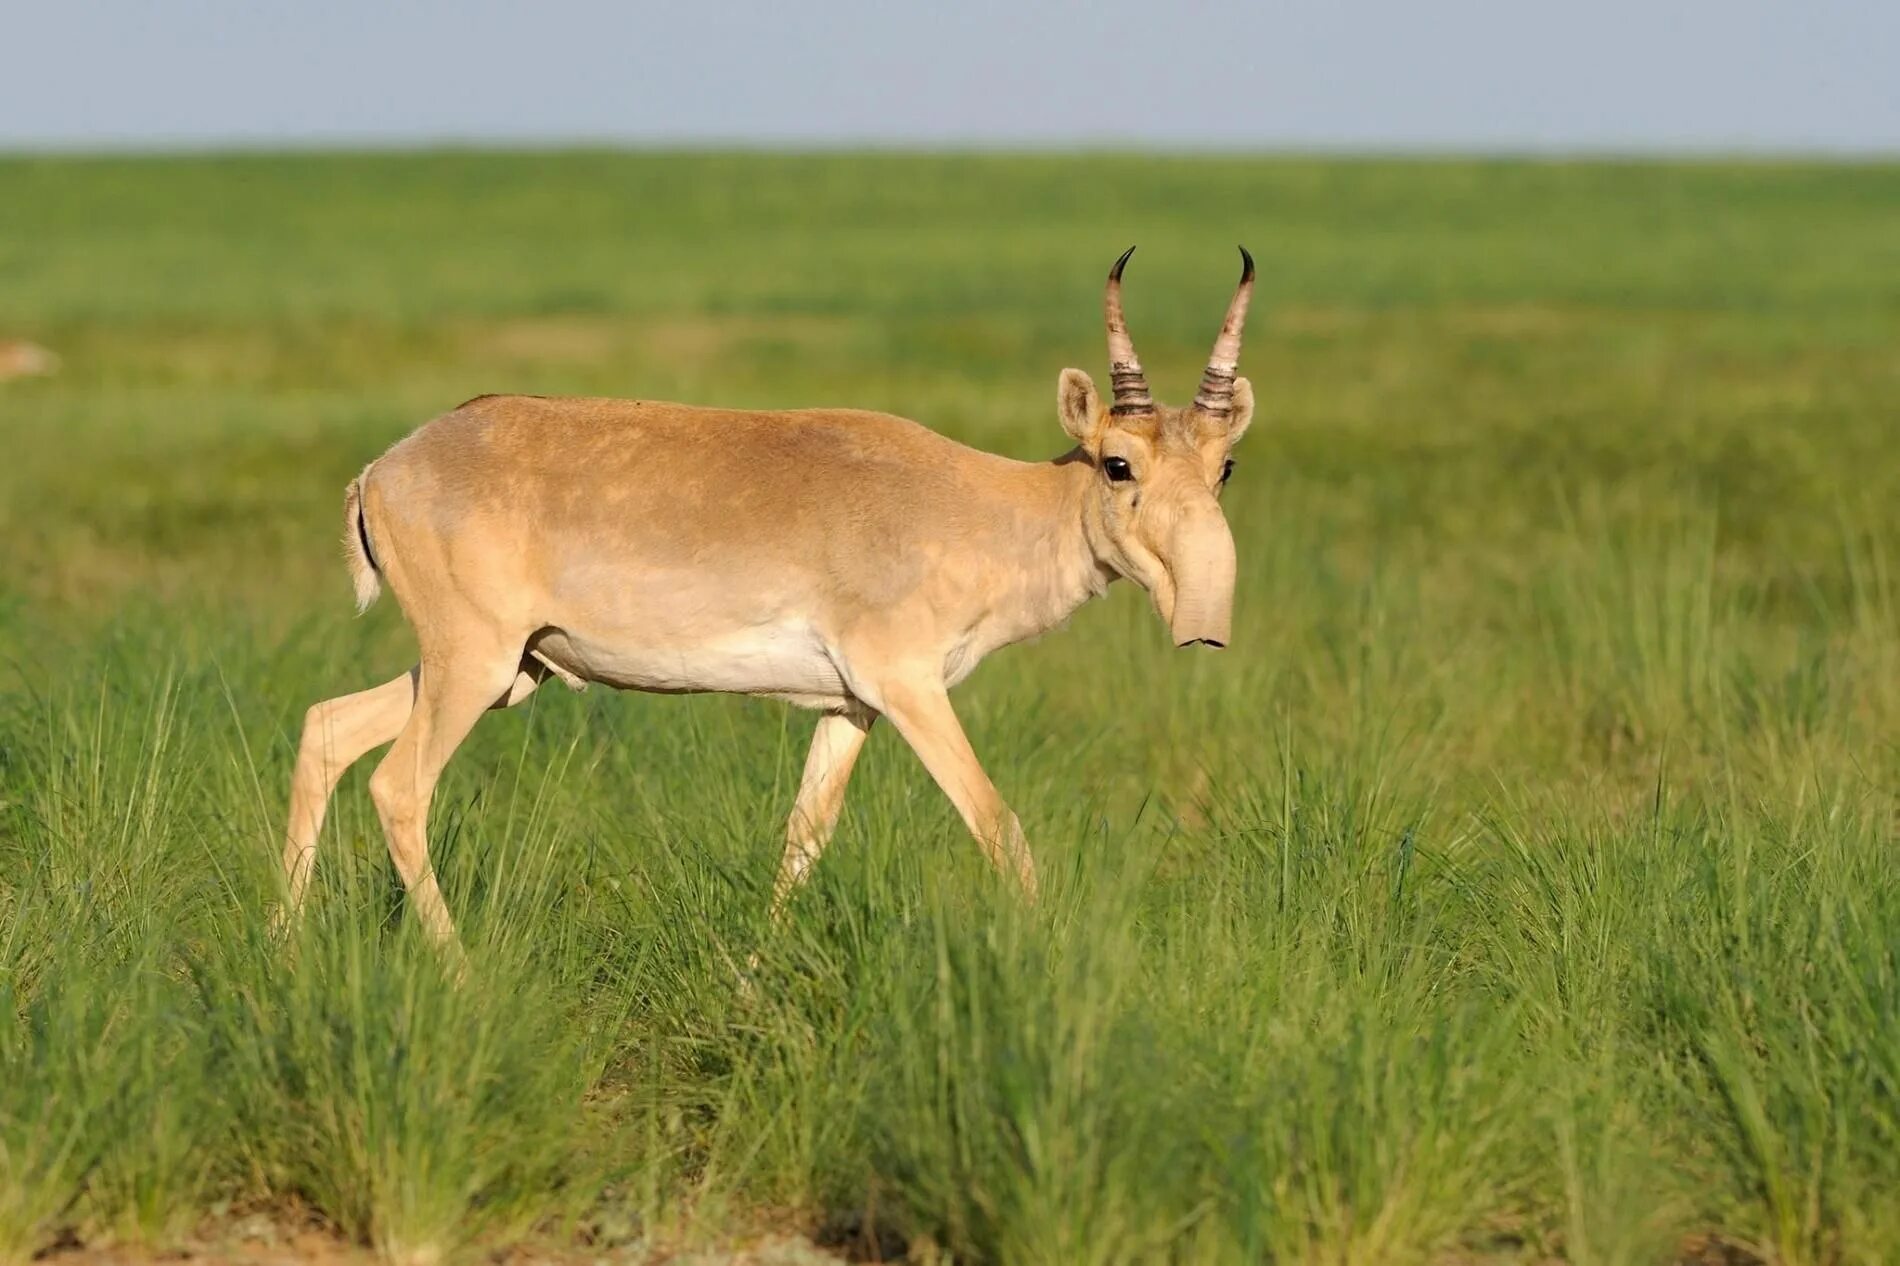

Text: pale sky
xmin=3 ymin=0 xmax=1896 ymax=152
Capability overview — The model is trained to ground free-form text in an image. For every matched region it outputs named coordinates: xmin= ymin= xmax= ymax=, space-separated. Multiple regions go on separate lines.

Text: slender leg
xmin=281 ymin=668 xmax=420 ymax=932
xmin=771 ymin=708 xmax=875 ymax=917
xmin=281 ymin=663 xmax=544 ymax=938
xmin=365 ymin=653 xmax=540 ymax=957
xmin=874 ymin=677 xmax=1037 ymax=901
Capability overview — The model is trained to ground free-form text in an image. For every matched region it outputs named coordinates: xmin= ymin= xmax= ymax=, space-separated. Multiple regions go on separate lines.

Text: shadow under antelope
xmin=282 ymin=247 xmax=1258 ymax=958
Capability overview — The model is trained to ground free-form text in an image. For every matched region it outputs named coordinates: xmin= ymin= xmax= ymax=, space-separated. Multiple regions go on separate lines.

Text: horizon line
xmin=4 ymin=136 xmax=1898 ymax=164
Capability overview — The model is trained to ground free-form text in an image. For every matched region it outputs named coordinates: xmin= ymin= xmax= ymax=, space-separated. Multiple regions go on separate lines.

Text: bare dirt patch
xmin=31 ymin=1209 xmax=845 ymax=1266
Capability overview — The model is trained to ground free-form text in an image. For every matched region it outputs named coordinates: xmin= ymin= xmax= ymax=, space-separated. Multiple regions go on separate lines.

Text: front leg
xmin=772 ymin=706 xmax=875 ymax=917
xmin=872 ymin=675 xmax=1037 ymax=901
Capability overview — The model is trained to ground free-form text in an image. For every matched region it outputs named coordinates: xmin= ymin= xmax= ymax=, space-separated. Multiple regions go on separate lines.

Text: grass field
xmin=0 ymin=152 xmax=1897 ymax=1265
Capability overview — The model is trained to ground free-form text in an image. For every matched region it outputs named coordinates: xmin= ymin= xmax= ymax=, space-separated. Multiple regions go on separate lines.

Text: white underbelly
xmin=532 ymin=619 xmax=848 ymax=705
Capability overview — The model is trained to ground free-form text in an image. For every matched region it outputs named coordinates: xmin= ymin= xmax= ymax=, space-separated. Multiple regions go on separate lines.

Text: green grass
xmin=1 ymin=152 xmax=1897 ymax=1264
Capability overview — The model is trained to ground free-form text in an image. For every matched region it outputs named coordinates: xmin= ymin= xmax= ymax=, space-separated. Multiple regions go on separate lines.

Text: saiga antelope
xmin=0 ymin=340 xmax=59 ymax=382
xmin=282 ymin=248 xmax=1256 ymax=955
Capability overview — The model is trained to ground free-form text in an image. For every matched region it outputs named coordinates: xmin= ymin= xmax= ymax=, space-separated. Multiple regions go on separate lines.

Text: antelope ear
xmin=1057 ymin=368 xmax=1101 ymax=444
xmin=1228 ymin=377 xmax=1256 ymax=444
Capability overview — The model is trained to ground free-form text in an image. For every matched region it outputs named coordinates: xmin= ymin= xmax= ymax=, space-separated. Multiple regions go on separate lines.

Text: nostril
xmin=1175 ymin=638 xmax=1228 ymax=650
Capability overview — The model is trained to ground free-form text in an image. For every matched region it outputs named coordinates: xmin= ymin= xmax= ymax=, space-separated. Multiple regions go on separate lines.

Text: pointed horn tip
xmin=1236 ymin=244 xmax=1254 ymax=284
xmin=1109 ymin=245 xmax=1137 ymax=281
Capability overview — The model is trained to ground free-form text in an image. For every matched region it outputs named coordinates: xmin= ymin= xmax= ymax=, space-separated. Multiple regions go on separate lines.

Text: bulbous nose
xmin=1166 ymin=501 xmax=1236 ymax=649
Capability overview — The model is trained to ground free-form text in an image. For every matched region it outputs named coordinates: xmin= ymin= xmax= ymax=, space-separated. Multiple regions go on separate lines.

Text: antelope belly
xmin=531 ymin=620 xmax=848 ymax=701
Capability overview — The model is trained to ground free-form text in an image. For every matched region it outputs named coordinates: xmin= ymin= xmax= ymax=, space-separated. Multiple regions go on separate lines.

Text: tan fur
xmin=0 ymin=340 xmax=58 ymax=382
xmin=281 ymin=265 xmax=1256 ymax=954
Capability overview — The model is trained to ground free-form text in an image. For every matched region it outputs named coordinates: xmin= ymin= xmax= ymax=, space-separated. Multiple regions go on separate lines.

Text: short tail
xmin=342 ymin=472 xmax=382 ymax=613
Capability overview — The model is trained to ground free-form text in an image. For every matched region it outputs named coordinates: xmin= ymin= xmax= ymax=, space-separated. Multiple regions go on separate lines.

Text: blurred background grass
xmin=0 ymin=153 xmax=1896 ymax=1264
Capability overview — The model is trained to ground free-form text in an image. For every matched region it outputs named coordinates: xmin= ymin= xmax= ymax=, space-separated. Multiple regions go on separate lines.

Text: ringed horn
xmin=1103 ymin=245 xmax=1155 ymax=417
xmin=1191 ymin=246 xmax=1256 ymax=419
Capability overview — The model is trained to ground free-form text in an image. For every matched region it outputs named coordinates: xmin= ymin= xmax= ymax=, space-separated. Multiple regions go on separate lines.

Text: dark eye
xmin=1220 ymin=459 xmax=1235 ymax=484
xmin=1102 ymin=456 xmax=1134 ymax=483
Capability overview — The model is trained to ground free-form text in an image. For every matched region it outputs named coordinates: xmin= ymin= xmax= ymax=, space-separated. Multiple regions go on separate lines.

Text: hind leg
xmin=366 ymin=643 xmax=535 ymax=957
xmin=281 ymin=668 xmax=420 ymax=932
xmin=281 ymin=660 xmax=543 ymax=938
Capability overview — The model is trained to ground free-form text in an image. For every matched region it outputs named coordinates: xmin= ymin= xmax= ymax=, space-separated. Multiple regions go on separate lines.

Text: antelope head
xmin=1058 ymin=246 xmax=1256 ymax=648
